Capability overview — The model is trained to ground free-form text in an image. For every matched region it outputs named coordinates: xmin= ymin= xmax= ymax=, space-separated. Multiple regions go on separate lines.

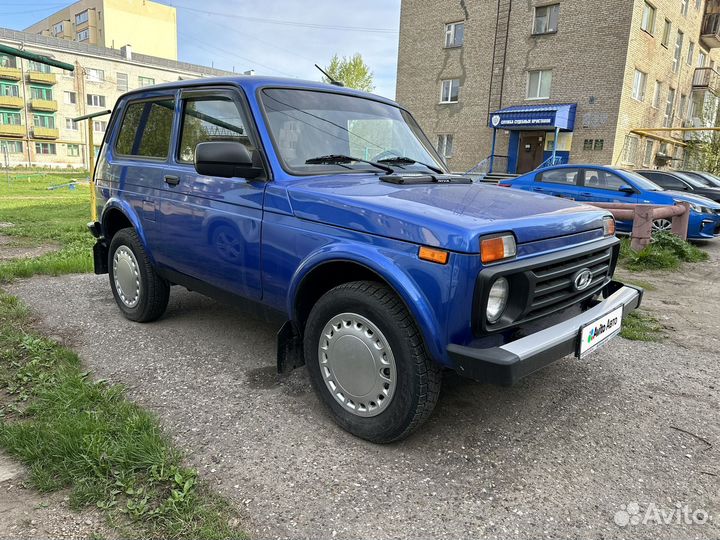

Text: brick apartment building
xmin=396 ymin=0 xmax=720 ymax=174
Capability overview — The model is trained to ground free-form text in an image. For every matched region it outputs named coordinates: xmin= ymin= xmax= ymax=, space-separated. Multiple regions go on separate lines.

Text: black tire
xmin=304 ymin=281 xmax=441 ymax=443
xmin=108 ymin=228 xmax=170 ymax=322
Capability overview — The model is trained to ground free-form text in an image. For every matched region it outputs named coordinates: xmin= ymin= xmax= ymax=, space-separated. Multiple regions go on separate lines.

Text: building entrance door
xmin=517 ymin=132 xmax=545 ymax=174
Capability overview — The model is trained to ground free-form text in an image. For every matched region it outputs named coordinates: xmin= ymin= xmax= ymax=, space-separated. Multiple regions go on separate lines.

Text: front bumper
xmin=447 ymin=281 xmax=643 ymax=386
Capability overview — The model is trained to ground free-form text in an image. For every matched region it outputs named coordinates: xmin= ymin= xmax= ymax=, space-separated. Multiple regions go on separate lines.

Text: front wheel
xmin=108 ymin=228 xmax=170 ymax=322
xmin=304 ymin=281 xmax=441 ymax=443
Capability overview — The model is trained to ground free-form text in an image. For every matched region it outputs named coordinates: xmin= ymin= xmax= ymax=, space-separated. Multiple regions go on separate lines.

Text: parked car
xmin=88 ymin=77 xmax=642 ymax=443
xmin=676 ymin=170 xmax=720 ymax=189
xmin=498 ymin=165 xmax=720 ymax=239
xmin=635 ymin=169 xmax=720 ymax=203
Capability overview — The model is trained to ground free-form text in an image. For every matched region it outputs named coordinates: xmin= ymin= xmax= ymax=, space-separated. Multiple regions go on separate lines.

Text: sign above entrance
xmin=489 ymin=103 xmax=577 ymax=131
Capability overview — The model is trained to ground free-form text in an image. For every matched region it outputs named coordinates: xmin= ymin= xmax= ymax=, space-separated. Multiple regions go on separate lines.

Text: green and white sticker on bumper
xmin=578 ymin=306 xmax=624 ymax=358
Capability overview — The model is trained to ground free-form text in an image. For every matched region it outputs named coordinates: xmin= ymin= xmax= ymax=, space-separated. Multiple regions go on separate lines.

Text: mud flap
xmin=277 ymin=321 xmax=305 ymax=374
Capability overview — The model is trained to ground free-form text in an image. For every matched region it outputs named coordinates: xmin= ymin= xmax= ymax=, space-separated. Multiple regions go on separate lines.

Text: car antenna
xmin=315 ymin=64 xmax=344 ymax=87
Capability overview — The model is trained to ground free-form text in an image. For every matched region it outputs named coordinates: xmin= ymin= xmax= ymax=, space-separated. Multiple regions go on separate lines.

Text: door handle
xmin=580 ymin=192 xmax=593 ymax=197
xmin=534 ymin=187 xmax=545 ymax=192
xmin=164 ymin=175 xmax=180 ymax=186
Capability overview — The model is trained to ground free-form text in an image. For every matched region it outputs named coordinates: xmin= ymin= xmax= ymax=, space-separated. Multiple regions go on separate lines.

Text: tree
xmin=683 ymin=97 xmax=720 ymax=173
xmin=322 ymin=53 xmax=375 ymax=92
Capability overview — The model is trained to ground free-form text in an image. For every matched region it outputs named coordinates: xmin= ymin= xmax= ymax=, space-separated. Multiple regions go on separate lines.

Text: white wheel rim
xmin=113 ymin=246 xmax=141 ymax=308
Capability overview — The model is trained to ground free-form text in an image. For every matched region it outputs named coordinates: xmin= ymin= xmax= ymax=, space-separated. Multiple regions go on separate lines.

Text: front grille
xmin=473 ymin=238 xmax=619 ymax=335
xmin=525 ymin=246 xmax=612 ymax=320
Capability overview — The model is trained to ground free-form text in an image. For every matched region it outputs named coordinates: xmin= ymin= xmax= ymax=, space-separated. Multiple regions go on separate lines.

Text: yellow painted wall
xmin=102 ymin=0 xmax=178 ymax=60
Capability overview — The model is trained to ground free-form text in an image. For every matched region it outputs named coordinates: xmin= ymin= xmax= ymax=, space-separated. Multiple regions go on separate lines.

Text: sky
xmin=0 ymin=0 xmax=402 ymax=98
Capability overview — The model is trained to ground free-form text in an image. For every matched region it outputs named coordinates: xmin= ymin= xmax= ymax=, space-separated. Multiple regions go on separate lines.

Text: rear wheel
xmin=304 ymin=281 xmax=441 ymax=443
xmin=108 ymin=228 xmax=169 ymax=322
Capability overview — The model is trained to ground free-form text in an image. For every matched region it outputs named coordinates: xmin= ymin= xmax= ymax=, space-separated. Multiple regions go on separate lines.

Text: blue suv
xmin=499 ymin=165 xmax=720 ymax=239
xmin=89 ymin=77 xmax=641 ymax=442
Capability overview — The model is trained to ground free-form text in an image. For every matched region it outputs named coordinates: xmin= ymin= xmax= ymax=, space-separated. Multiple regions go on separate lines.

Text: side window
xmin=537 ymin=168 xmax=580 ymax=185
xmin=646 ymin=173 xmax=684 ymax=190
xmin=584 ymin=170 xmax=626 ymax=191
xmin=115 ymin=98 xmax=175 ymax=158
xmin=178 ymin=96 xmax=250 ymax=163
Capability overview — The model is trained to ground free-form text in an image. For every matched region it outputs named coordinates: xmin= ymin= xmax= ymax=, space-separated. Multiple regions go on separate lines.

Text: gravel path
xmin=7 ymin=243 xmax=720 ymax=540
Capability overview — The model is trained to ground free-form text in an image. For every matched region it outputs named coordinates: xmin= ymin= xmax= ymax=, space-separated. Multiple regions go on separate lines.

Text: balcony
xmin=27 ymin=71 xmax=57 ymax=85
xmin=701 ymin=0 xmax=720 ymax=49
xmin=0 ymin=95 xmax=23 ymax=108
xmin=692 ymin=67 xmax=720 ymax=95
xmin=33 ymin=126 xmax=59 ymax=139
xmin=0 ymin=124 xmax=25 ymax=137
xmin=30 ymin=99 xmax=58 ymax=112
xmin=0 ymin=67 xmax=21 ymax=81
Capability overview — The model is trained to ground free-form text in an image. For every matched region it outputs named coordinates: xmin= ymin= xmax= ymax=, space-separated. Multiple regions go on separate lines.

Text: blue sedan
xmin=498 ymin=165 xmax=720 ymax=239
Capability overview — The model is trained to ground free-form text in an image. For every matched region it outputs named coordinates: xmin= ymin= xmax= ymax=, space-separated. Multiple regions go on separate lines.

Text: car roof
xmin=117 ymin=75 xmax=399 ymax=107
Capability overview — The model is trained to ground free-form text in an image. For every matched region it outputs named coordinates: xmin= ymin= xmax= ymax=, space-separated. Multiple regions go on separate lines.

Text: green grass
xmin=619 ymin=232 xmax=710 ymax=272
xmin=0 ymin=290 xmax=244 ymax=539
xmin=620 ymin=311 xmax=665 ymax=342
xmin=0 ymin=174 xmax=94 ymax=281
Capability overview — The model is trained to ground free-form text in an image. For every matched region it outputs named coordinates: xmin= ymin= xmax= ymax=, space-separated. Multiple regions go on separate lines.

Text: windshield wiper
xmin=305 ymin=154 xmax=394 ymax=174
xmin=376 ymin=156 xmax=444 ymax=175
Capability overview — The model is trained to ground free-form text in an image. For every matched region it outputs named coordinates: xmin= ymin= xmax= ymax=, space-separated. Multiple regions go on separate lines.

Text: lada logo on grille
xmin=572 ymin=268 xmax=593 ymax=291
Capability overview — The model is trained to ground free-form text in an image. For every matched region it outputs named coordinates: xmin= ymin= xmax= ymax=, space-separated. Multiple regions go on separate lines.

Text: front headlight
xmin=603 ymin=216 xmax=616 ymax=236
xmin=486 ymin=277 xmax=510 ymax=323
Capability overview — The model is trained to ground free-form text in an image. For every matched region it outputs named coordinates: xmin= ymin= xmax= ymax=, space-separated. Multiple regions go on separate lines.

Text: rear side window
xmin=537 ymin=168 xmax=580 ymax=185
xmin=178 ymin=96 xmax=251 ymax=163
xmin=583 ymin=169 xmax=626 ymax=191
xmin=115 ymin=98 xmax=175 ymax=158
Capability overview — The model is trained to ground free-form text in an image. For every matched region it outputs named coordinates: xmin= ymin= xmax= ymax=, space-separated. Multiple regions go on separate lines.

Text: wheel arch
xmin=101 ymin=199 xmax=151 ymax=253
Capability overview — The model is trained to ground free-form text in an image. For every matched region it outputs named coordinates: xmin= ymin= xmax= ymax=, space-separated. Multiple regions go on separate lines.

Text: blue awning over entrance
xmin=489 ymin=103 xmax=577 ymax=131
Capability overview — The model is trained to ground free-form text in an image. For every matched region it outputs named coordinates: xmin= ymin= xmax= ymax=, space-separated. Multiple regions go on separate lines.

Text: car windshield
xmin=616 ymin=169 xmax=664 ymax=191
xmin=260 ymin=88 xmax=446 ymax=175
xmin=674 ymin=171 xmax=710 ymax=188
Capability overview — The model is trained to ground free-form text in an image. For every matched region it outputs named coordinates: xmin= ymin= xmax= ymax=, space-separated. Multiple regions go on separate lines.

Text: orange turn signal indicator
xmin=418 ymin=246 xmax=449 ymax=265
xmin=480 ymin=234 xmax=516 ymax=264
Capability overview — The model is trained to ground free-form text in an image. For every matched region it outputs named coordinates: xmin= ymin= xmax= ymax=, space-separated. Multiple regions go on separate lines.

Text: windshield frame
xmin=256 ymin=85 xmax=449 ymax=177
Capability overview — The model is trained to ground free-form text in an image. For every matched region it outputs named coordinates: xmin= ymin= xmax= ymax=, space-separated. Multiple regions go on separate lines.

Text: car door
xmin=531 ymin=168 xmax=582 ymax=199
xmin=159 ymin=87 xmax=266 ymax=300
xmin=577 ymin=168 xmax=639 ymax=203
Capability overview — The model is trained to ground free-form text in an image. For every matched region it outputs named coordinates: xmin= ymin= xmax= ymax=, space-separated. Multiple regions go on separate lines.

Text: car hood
xmin=658 ymin=190 xmax=720 ymax=208
xmin=285 ymin=174 xmax=610 ymax=253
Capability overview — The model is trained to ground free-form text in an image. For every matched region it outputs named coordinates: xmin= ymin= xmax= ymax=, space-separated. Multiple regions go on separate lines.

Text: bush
xmin=619 ymin=233 xmax=709 ymax=271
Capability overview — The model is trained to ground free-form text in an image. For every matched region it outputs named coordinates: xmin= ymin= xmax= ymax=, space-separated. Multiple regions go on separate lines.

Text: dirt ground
xmin=3 ymin=241 xmax=720 ymax=540
xmin=0 ymin=234 xmax=58 ymax=262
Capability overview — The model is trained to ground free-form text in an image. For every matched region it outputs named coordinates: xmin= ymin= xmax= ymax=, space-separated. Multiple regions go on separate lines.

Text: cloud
xmin=165 ymin=0 xmax=401 ymax=98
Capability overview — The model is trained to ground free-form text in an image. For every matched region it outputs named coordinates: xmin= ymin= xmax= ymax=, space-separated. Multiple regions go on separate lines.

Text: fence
xmin=589 ymin=202 xmax=690 ymax=251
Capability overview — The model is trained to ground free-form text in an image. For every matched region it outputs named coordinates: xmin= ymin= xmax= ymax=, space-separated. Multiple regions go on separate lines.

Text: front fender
xmin=288 ymin=243 xmax=449 ymax=365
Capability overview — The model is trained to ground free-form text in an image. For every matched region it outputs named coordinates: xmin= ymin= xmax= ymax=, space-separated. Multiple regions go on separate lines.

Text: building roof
xmin=0 ymin=26 xmax=232 ymax=77
xmin=489 ymin=103 xmax=577 ymax=131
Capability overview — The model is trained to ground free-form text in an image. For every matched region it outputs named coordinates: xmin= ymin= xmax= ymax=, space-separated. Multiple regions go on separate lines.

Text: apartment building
xmin=0 ymin=27 xmax=231 ymax=169
xmin=396 ymin=0 xmax=720 ymax=174
xmin=24 ymin=0 xmax=178 ymax=61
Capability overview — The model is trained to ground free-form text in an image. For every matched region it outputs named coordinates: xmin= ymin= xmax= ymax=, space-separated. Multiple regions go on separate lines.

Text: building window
xmin=0 ymin=111 xmax=22 ymax=125
xmin=664 ymin=88 xmax=676 ymax=127
xmin=117 ymin=72 xmax=128 ymax=92
xmin=35 ymin=142 xmax=57 ymax=155
xmin=0 ymin=54 xmax=17 ymax=68
xmin=63 ymin=91 xmax=76 ymax=105
xmin=0 ymin=141 xmax=22 ymax=153
xmin=0 ymin=82 xmax=20 ymax=97
xmin=661 ymin=19 xmax=671 ymax=47
xmin=86 ymin=68 xmax=104 ymax=82
xmin=632 ymin=69 xmax=647 ymax=101
xmin=679 ymin=93 xmax=688 ymax=120
xmin=533 ymin=4 xmax=560 ymax=34
xmin=440 ymin=79 xmax=460 ymax=103
xmin=33 ymin=114 xmax=55 ymax=129
xmin=673 ymin=30 xmax=684 ymax=73
xmin=75 ymin=10 xmax=89 ymax=25
xmin=527 ymin=69 xmax=552 ymax=99
xmin=594 ymin=139 xmax=604 ymax=151
xmin=698 ymin=50 xmax=707 ymax=67
xmin=583 ymin=139 xmax=593 ymax=151
xmin=67 ymin=143 xmax=80 ymax=157
xmin=28 ymin=60 xmax=51 ymax=73
xmin=65 ymin=118 xmax=78 ymax=130
xmin=77 ymin=29 xmax=90 ymax=42
xmin=52 ymin=22 xmax=64 ymax=36
xmin=138 ymin=76 xmax=155 ymax=87
xmin=444 ymin=22 xmax=464 ymax=47
xmin=681 ymin=0 xmax=689 ymax=16
xmin=30 ymin=86 xmax=53 ymax=100
xmin=641 ymin=2 xmax=656 ymax=33
xmin=93 ymin=120 xmax=107 ymax=132
xmin=437 ymin=134 xmax=454 ymax=158
xmin=643 ymin=139 xmax=655 ymax=166
xmin=623 ymin=136 xmax=640 ymax=164
xmin=687 ymin=41 xmax=695 ymax=65
xmin=652 ymin=80 xmax=662 ymax=108
xmin=87 ymin=94 xmax=106 ymax=107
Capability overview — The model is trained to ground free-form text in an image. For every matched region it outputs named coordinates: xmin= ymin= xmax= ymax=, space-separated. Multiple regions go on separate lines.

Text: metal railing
xmin=692 ymin=67 xmax=720 ymax=94
xmin=535 ymin=155 xmax=564 ymax=170
xmin=465 ymin=154 xmax=508 ymax=175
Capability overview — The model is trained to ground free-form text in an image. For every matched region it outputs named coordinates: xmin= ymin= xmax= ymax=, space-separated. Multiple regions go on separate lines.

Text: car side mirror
xmin=618 ymin=185 xmax=636 ymax=194
xmin=194 ymin=141 xmax=264 ymax=179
